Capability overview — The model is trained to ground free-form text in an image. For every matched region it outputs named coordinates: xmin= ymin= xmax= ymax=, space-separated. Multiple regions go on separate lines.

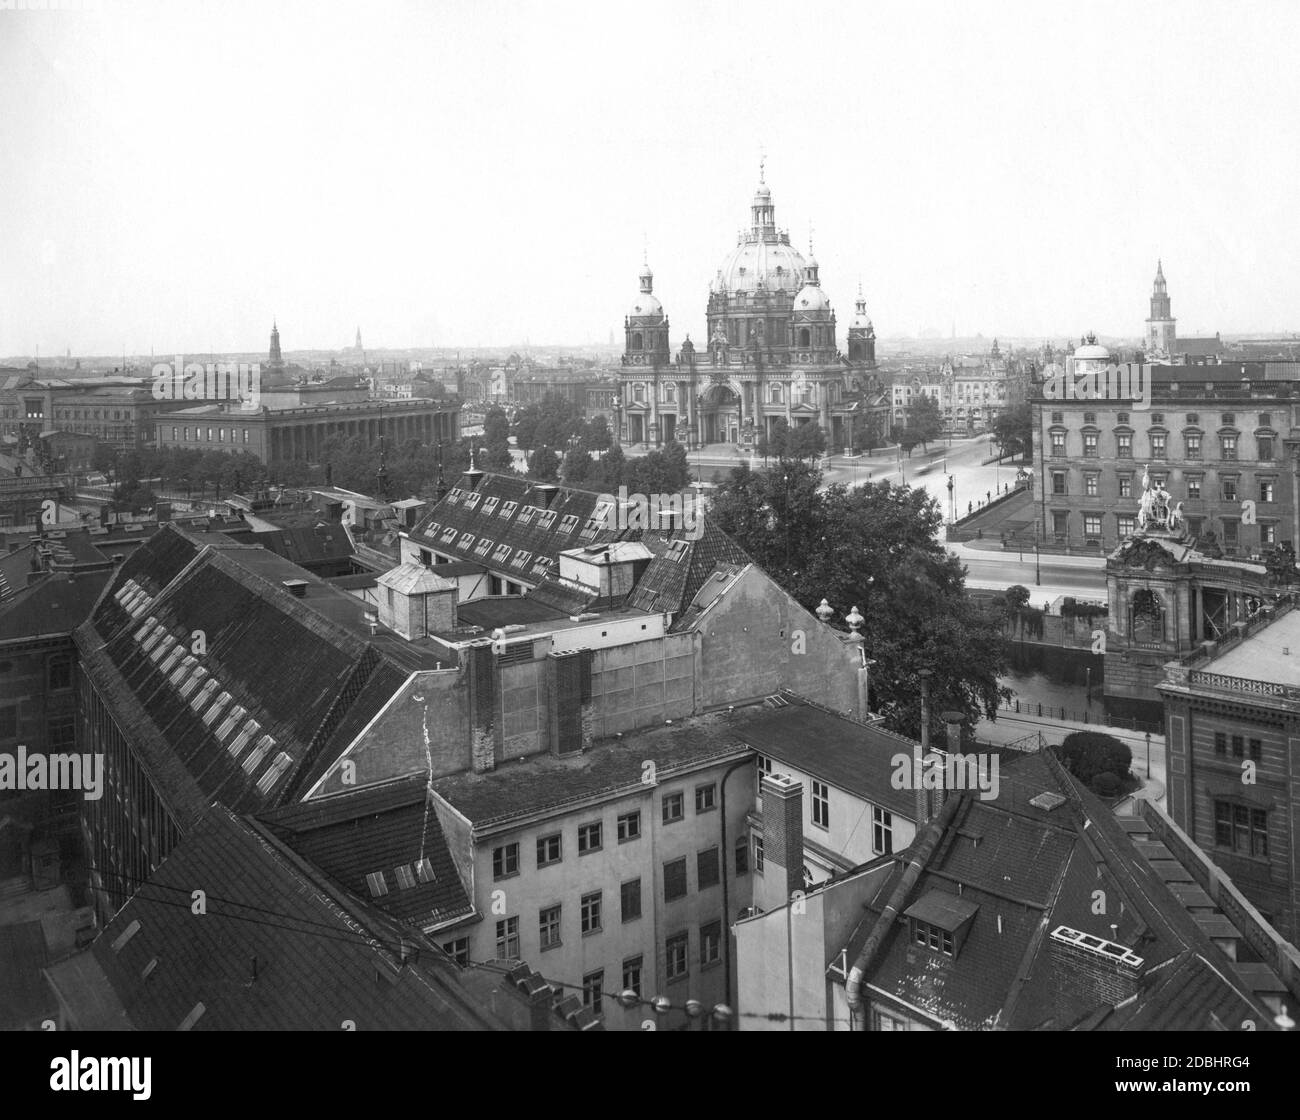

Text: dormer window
xmin=903 ymin=890 xmax=978 ymax=960
xmin=501 ymin=500 xmax=518 ymax=519
xmin=492 ymin=544 xmax=512 ymax=563
xmin=458 ymin=532 xmax=474 ymax=549
xmin=464 ymin=492 xmax=481 ymax=509
xmin=482 ymin=496 xmax=499 ymax=515
xmin=440 ymin=527 xmax=457 ymax=543
xmin=517 ymin=506 xmax=537 ymax=525
xmin=537 ymin=509 xmax=557 ymax=530
xmin=558 ymin=514 xmax=579 ymax=534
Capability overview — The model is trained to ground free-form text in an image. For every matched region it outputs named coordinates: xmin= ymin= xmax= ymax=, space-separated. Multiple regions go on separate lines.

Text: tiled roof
xmin=431 ymin=708 xmax=754 ymax=827
xmin=250 ymin=524 xmax=357 ymax=569
xmin=89 ymin=806 xmax=509 ymax=1030
xmin=729 ymin=699 xmax=924 ymax=817
xmin=74 ymin=524 xmax=429 ymax=826
xmin=0 ymin=570 xmax=111 ymax=642
xmin=843 ymin=751 xmax=1279 ymax=1031
xmin=625 ymin=518 xmax=752 ymax=631
xmin=260 ymin=775 xmax=472 ymax=930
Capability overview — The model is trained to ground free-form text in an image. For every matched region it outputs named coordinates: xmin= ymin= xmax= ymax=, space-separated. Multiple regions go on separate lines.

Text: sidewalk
xmin=948 ymin=539 xmax=1106 ymax=568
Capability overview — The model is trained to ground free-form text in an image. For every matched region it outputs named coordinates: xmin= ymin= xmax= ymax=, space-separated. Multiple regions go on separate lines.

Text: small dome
xmin=793 ymin=283 xmax=831 ymax=314
xmin=1074 ymin=341 xmax=1111 ymax=361
xmin=629 ymin=291 xmax=664 ymax=320
xmin=850 ymin=308 xmax=872 ymax=330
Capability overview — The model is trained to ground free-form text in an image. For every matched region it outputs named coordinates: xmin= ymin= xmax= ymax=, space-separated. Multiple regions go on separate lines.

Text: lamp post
xmin=947 ymin=473 xmax=955 ymax=524
xmin=1034 ymin=541 xmax=1041 ymax=586
xmin=1145 ymin=731 xmax=1152 ymax=779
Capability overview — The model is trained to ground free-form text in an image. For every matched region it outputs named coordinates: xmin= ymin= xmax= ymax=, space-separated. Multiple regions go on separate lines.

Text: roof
xmin=377 ymin=562 xmax=457 ymax=595
xmin=728 ymin=699 xmax=925 ymax=817
xmin=260 ymin=775 xmax=473 ymax=930
xmin=73 ymin=524 xmax=437 ymax=830
xmin=1200 ymin=609 xmax=1300 ymax=687
xmin=0 ymin=569 xmax=111 ymax=642
xmin=840 ymin=750 xmax=1281 ymax=1031
xmin=88 ymin=806 xmax=510 ymax=1029
xmin=430 ymin=707 xmax=755 ymax=828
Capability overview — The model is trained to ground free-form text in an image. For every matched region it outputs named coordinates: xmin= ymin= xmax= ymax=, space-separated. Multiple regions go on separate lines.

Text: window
xmin=621 ymin=877 xmax=642 ymax=922
xmin=500 ymin=501 xmax=517 ymax=518
xmin=1222 ymin=478 xmax=1238 ymax=502
xmin=482 ymin=496 xmax=499 ymax=515
xmin=753 ymin=834 xmax=765 ymax=874
xmin=872 ymin=806 xmax=894 ymax=855
xmin=1052 ymin=511 xmax=1069 ymax=538
xmin=539 ymin=905 xmax=562 ymax=950
xmin=1221 ymin=435 xmax=1237 ymax=460
xmin=666 ymin=933 xmax=688 ymax=981
xmin=1260 ymin=480 xmax=1274 ymax=503
xmin=582 ymin=970 xmax=604 ymax=1015
xmin=442 ymin=937 xmax=469 ymax=966
xmin=48 ymin=653 xmax=73 ymax=691
xmin=1186 ymin=413 xmax=1199 ymax=424
xmin=415 ymin=858 xmax=436 ymax=883
xmin=694 ymin=783 xmax=717 ymax=813
xmin=537 ymin=509 xmax=557 ymax=530
xmin=536 ymin=833 xmax=562 ymax=866
xmin=1084 ymin=473 xmax=1099 ymax=497
xmin=1150 ymin=432 xmax=1166 ymax=458
xmin=616 ymin=810 xmax=641 ymax=842
xmin=1082 ymin=411 xmax=1096 ymax=425
xmin=1186 ymin=432 xmax=1202 ymax=459
xmin=580 ymin=891 xmax=602 ymax=934
xmin=700 ymin=920 xmax=722 ymax=967
xmin=756 ymin=754 xmax=773 ymax=781
xmin=1117 ymin=412 xmax=1129 ymax=424
xmin=811 ymin=779 xmax=830 ymax=829
xmin=662 ymin=791 xmax=684 ymax=824
xmin=872 ymin=1008 xmax=911 ymax=1031
xmin=1050 ymin=411 xmax=1063 ymax=424
xmin=697 ymin=847 xmax=720 ymax=889
xmin=1050 ymin=431 xmax=1066 ymax=457
xmin=46 ymin=715 xmax=75 ymax=752
xmin=496 ymin=917 xmax=519 ymax=958
xmin=1083 ymin=431 xmax=1098 ymax=457
xmin=558 ymin=514 xmax=579 ymax=534
xmin=912 ymin=919 xmax=955 ymax=956
xmin=577 ymin=821 xmax=602 ymax=854
xmin=1187 ymin=476 xmax=1201 ymax=500
xmin=664 ymin=857 xmax=688 ymax=902
xmin=1214 ymin=802 xmax=1268 ymax=857
xmin=492 ymin=842 xmax=519 ymax=879
xmin=622 ymin=956 xmax=643 ymax=998
xmin=1223 ymin=520 xmax=1239 ymax=549
xmin=394 ymin=864 xmax=417 ymax=890
xmin=1083 ymin=514 xmax=1102 ymax=537
xmin=1249 ymin=738 xmax=1262 ymax=761
xmin=1263 ymin=523 xmax=1277 ymax=544
xmin=1118 ymin=475 xmax=1133 ymax=499
xmin=1258 ymin=436 xmax=1274 ymax=461
xmin=1222 ymin=413 xmax=1235 ymax=426
xmin=735 ymin=835 xmax=750 ymax=875
xmin=1051 ymin=472 xmax=1067 ymax=496
xmin=1117 ymin=432 xmax=1132 ymax=458
xmin=1231 ymin=735 xmax=1244 ymax=759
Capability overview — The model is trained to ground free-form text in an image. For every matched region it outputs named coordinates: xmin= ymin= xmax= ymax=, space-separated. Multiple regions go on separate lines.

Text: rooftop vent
xmin=1029 ymin=791 xmax=1067 ymax=812
xmin=282 ymin=579 xmax=308 ymax=598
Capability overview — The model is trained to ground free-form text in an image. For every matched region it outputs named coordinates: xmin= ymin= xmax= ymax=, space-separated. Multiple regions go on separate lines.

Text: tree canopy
xmin=709 ymin=462 xmax=1009 ymax=739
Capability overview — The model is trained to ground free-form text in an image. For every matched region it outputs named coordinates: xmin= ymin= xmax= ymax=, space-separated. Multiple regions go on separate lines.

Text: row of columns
xmin=627 ymin=375 xmax=835 ymax=445
xmin=270 ymin=411 xmax=454 ymax=461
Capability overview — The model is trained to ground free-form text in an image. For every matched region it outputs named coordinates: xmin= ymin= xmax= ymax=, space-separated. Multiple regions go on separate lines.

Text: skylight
xmin=394 ymin=864 xmax=417 ymax=890
xmin=366 ymin=871 xmax=389 ymax=897
xmin=415 ymin=858 xmax=436 ymax=883
xmin=255 ymin=751 xmax=293 ymax=794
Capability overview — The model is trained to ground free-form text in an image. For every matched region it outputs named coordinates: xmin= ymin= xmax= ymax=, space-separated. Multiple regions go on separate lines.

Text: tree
xmin=908 ymin=394 xmax=943 ymax=453
xmin=1004 ymin=584 xmax=1031 ymax=616
xmin=710 ymin=464 xmax=1009 ymax=739
xmin=1054 ymin=731 xmax=1132 ymax=785
xmin=992 ymin=402 xmax=1032 ymax=459
xmin=561 ymin=448 xmax=594 ymax=485
xmin=528 ymin=446 xmax=561 ymax=483
xmin=484 ymin=405 xmax=511 ymax=449
xmin=582 ymin=413 xmax=613 ymax=452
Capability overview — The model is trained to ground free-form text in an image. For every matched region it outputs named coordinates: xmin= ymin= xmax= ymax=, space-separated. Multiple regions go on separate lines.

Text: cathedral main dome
xmin=710 ymin=177 xmax=809 ymax=296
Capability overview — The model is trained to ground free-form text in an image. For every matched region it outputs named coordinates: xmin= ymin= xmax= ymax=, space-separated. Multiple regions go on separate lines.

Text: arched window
xmin=664 ymin=383 xmax=676 ymax=403
xmin=630 ymin=331 xmax=643 ymax=351
xmin=770 ymin=383 xmax=783 ymax=404
xmin=1130 ymin=589 xmax=1164 ymax=642
xmin=633 ymin=384 xmax=645 ymax=403
xmin=798 ymin=327 xmax=811 ymax=349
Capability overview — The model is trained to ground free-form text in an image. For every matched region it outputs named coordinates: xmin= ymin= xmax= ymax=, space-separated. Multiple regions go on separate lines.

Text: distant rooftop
xmin=1204 ymin=609 xmax=1300 ymax=688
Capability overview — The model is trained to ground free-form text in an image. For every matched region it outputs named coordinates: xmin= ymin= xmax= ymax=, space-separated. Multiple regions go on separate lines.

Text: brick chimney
xmin=466 ymin=640 xmax=497 ymax=773
xmin=1048 ymin=926 xmax=1144 ymax=1021
xmin=547 ymin=648 xmax=593 ymax=756
xmin=761 ymin=772 xmax=804 ymax=903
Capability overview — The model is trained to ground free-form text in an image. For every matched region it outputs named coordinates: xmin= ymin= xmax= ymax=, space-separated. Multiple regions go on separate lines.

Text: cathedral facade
xmin=617 ymin=172 xmax=880 ymax=451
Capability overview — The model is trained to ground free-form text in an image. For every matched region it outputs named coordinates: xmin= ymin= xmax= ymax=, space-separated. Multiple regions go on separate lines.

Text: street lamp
xmin=1034 ymin=541 xmax=1041 ymax=586
xmin=1145 ymin=731 xmax=1152 ymax=779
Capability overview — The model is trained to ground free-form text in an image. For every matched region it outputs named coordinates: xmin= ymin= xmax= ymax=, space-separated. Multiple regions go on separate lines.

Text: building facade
xmin=616 ymin=171 xmax=878 ymax=451
xmin=1033 ymin=359 xmax=1300 ymax=553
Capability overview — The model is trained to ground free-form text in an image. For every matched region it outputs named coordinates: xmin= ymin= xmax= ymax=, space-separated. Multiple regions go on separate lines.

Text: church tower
xmin=1146 ymin=260 xmax=1176 ymax=359
xmin=268 ymin=320 xmax=284 ymax=371
xmin=623 ymin=258 xmax=671 ymax=369
xmin=846 ymin=284 xmax=876 ymax=367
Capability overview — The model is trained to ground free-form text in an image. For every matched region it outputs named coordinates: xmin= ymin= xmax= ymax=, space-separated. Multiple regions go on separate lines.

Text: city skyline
xmin=3 ymin=1 xmax=1300 ymax=355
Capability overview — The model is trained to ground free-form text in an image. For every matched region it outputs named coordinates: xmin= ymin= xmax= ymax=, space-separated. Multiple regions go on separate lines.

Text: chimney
xmin=547 ymin=648 xmax=593 ymax=756
xmin=467 ymin=640 xmax=497 ymax=773
xmin=535 ymin=482 xmax=559 ymax=509
xmin=916 ymin=670 xmax=933 ymax=825
xmin=1048 ymin=926 xmax=1144 ymax=1019
xmin=760 ymin=772 xmax=804 ymax=904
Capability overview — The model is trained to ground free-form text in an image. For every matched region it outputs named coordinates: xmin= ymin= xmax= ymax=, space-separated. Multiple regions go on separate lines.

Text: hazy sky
xmin=3 ymin=0 xmax=1299 ymax=357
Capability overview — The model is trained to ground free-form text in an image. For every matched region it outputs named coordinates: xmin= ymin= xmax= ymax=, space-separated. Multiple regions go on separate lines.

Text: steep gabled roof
xmin=89 ymin=806 xmax=506 ymax=1030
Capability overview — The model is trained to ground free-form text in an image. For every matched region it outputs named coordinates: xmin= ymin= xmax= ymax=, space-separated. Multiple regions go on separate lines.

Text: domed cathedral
xmin=616 ymin=166 xmax=879 ymax=450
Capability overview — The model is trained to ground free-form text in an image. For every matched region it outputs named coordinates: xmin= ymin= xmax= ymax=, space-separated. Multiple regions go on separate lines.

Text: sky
xmin=2 ymin=0 xmax=1299 ymax=357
